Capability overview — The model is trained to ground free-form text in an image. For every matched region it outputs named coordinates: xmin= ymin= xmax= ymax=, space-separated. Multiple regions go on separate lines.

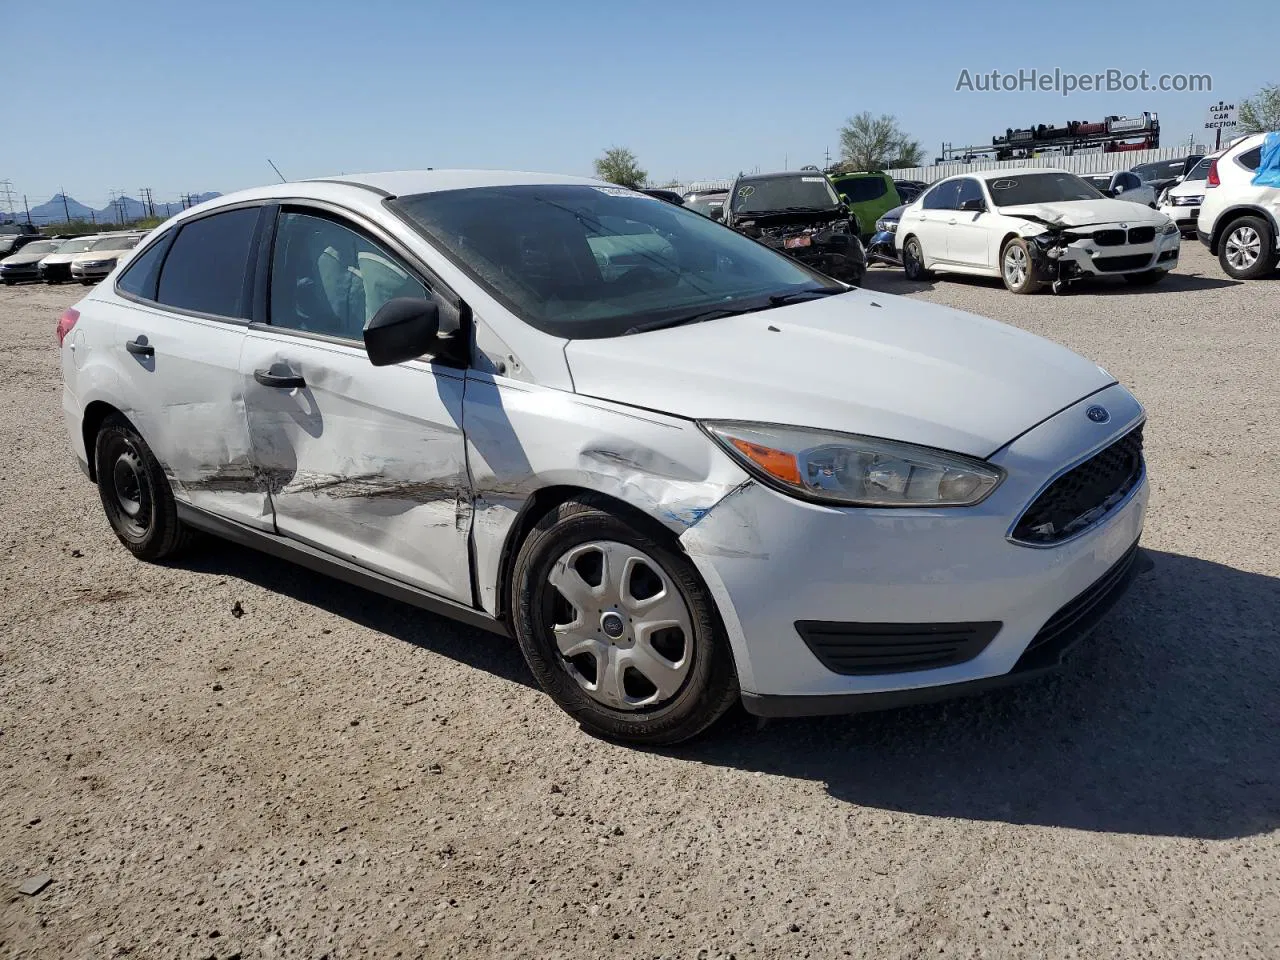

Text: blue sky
xmin=6 ymin=0 xmax=1277 ymax=210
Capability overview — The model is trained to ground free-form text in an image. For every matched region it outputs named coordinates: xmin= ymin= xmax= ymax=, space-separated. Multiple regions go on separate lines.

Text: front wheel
xmin=1218 ymin=216 xmax=1278 ymax=280
xmin=1124 ymin=270 xmax=1168 ymax=286
xmin=510 ymin=497 xmax=739 ymax=745
xmin=1001 ymin=238 xmax=1043 ymax=294
xmin=95 ymin=416 xmax=193 ymax=561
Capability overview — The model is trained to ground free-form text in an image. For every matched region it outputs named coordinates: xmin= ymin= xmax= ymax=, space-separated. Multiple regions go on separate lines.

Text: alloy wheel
xmin=1004 ymin=244 xmax=1029 ymax=288
xmin=1225 ymin=225 xmax=1261 ymax=271
xmin=544 ymin=540 xmax=693 ymax=711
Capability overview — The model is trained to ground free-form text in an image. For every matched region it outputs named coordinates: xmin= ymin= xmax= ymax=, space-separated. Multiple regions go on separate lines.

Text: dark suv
xmin=717 ymin=171 xmax=866 ymax=284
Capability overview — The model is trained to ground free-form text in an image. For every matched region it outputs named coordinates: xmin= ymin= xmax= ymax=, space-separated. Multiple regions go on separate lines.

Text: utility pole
xmin=0 ymin=180 xmax=15 ymax=220
xmin=61 ymin=188 xmax=71 ymax=223
xmin=23 ymin=195 xmax=32 ymax=225
xmin=139 ymin=187 xmax=155 ymax=219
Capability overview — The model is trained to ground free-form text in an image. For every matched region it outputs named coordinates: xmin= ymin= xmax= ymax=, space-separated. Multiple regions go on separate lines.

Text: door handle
xmin=125 ymin=338 xmax=154 ymax=357
xmin=254 ymin=368 xmax=306 ymax=389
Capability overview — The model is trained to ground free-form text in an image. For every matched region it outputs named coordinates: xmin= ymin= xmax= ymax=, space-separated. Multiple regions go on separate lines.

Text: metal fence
xmin=883 ymin=146 xmax=1206 ymax=183
xmin=660 ymin=146 xmax=1207 ymax=196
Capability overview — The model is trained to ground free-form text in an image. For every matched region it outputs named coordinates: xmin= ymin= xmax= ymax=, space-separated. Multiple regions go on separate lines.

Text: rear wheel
xmin=94 ymin=416 xmax=193 ymax=561
xmin=901 ymin=236 xmax=931 ymax=280
xmin=1218 ymin=216 xmax=1278 ymax=280
xmin=1001 ymin=238 xmax=1042 ymax=294
xmin=510 ymin=496 xmax=739 ymax=745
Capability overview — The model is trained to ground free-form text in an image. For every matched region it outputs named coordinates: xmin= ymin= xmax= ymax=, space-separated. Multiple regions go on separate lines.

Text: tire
xmin=901 ymin=235 xmax=931 ymax=280
xmin=1001 ymin=237 xmax=1043 ymax=294
xmin=1124 ymin=270 xmax=1168 ymax=286
xmin=94 ymin=415 xmax=193 ymax=561
xmin=1217 ymin=215 xmax=1278 ymax=280
xmin=510 ymin=496 xmax=739 ymax=745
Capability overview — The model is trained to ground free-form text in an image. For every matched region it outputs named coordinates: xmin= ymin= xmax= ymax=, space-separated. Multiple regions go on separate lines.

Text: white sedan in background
xmin=897 ymin=169 xmax=1181 ymax=293
xmin=70 ymin=233 xmax=145 ymax=284
xmin=60 ymin=170 xmax=1150 ymax=743
xmin=1158 ymin=156 xmax=1212 ymax=236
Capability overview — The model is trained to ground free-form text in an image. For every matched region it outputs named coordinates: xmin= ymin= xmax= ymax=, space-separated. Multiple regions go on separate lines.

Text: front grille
xmin=1019 ymin=541 xmax=1141 ymax=661
xmin=1092 ymin=229 xmax=1126 ymax=247
xmin=1093 ymin=254 xmax=1152 ymax=272
xmin=1012 ymin=426 xmax=1144 ymax=545
xmin=41 ymin=263 xmax=71 ymax=280
xmin=795 ymin=621 xmax=1001 ymax=676
xmin=1127 ymin=226 xmax=1156 ymax=244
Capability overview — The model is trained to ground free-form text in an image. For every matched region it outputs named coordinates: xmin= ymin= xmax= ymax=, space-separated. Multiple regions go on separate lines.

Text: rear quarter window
xmin=116 ymin=231 xmax=173 ymax=301
xmin=155 ymin=207 xmax=260 ymax=318
xmin=1237 ymin=147 xmax=1262 ymax=171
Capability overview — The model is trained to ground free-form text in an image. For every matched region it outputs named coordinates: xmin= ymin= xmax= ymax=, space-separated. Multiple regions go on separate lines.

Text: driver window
xmin=270 ymin=211 xmax=428 ymax=340
xmin=956 ymin=179 xmax=984 ymax=210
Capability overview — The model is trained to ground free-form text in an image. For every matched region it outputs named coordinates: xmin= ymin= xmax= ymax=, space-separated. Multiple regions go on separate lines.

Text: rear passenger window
xmin=156 ymin=208 xmax=259 ymax=318
xmin=922 ymin=181 xmax=961 ymax=210
xmin=269 ymin=211 xmax=428 ymax=341
xmin=116 ymin=231 xmax=172 ymax=301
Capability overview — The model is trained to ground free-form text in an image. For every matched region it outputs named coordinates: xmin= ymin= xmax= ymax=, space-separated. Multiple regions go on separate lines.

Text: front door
xmin=947 ymin=179 xmax=992 ymax=268
xmin=239 ymin=207 xmax=473 ymax=603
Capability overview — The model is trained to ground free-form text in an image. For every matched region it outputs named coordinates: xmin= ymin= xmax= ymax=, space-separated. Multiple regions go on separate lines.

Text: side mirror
xmin=959 ymin=198 xmax=984 ymax=213
xmin=364 ymin=297 xmax=440 ymax=367
xmin=709 ymin=206 xmax=724 ymax=221
xmin=839 ymin=194 xmax=852 ymax=205
xmin=1103 ymin=188 xmax=1118 ymax=198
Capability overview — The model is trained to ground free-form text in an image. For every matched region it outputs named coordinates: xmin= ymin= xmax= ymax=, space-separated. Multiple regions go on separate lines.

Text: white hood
xmin=997 ymin=197 xmax=1168 ymax=226
xmin=565 ymin=290 xmax=1115 ymax=458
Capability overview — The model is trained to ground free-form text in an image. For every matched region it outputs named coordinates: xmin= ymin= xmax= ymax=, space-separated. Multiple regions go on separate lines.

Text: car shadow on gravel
xmin=679 ymin=550 xmax=1280 ymax=840
xmin=177 ymin=540 xmax=536 ymax=690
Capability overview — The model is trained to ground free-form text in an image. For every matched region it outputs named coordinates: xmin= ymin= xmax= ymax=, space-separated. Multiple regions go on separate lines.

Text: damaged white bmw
xmin=59 ymin=171 xmax=1150 ymax=744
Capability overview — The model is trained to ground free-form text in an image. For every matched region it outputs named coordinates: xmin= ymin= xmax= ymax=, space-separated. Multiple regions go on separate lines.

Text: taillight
xmin=1206 ymin=159 xmax=1220 ymax=188
xmin=56 ymin=308 xmax=79 ymax=346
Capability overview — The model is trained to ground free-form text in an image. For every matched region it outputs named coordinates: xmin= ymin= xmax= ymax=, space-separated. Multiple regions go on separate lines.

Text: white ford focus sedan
xmin=59 ymin=170 xmax=1150 ymax=744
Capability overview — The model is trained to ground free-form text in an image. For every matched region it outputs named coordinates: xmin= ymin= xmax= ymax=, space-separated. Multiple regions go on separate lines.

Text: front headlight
xmin=702 ymin=421 xmax=1004 ymax=507
xmin=1161 ymin=221 xmax=1179 ymax=237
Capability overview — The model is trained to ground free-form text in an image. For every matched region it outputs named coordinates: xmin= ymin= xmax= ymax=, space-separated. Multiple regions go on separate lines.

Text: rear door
xmin=914 ymin=180 xmax=961 ymax=262
xmin=108 ymin=205 xmax=271 ymax=528
xmin=238 ymin=204 xmax=473 ymax=603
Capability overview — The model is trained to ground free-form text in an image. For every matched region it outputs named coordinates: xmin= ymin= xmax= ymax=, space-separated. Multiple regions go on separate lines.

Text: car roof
xmin=735 ymin=170 xmax=829 ymax=182
xmin=967 ymin=167 xmax=1071 ymax=181
xmin=307 ymin=169 xmax=603 ymax=196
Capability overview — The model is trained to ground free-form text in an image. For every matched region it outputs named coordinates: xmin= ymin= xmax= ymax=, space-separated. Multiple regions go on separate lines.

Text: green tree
xmin=839 ymin=113 xmax=922 ymax=171
xmin=1239 ymin=83 xmax=1280 ymax=135
xmin=593 ymin=147 xmax=647 ymax=188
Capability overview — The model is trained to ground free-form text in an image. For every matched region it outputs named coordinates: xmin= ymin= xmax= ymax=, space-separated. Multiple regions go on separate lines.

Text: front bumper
xmin=1158 ymin=203 xmax=1201 ymax=231
xmin=765 ymin=235 xmax=867 ymax=282
xmin=40 ymin=262 xmax=72 ymax=282
xmin=71 ymin=262 xmax=114 ymax=281
xmin=1 ymin=264 xmax=41 ymax=282
xmin=680 ymin=384 xmax=1149 ymax=713
xmin=1054 ymin=231 xmax=1180 ymax=276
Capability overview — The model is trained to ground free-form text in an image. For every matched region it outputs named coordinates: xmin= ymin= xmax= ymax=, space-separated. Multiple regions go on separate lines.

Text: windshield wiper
xmin=766 ymin=288 xmax=842 ymax=306
xmin=623 ymin=305 xmax=761 ymax=335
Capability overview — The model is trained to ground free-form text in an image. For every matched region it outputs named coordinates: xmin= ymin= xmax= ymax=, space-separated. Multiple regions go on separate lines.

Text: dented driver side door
xmin=238 ymin=205 xmax=473 ymax=603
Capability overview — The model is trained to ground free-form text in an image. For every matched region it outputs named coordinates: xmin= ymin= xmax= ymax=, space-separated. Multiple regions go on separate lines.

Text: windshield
xmin=1132 ymin=160 xmax=1185 ymax=182
xmin=685 ymin=194 xmax=726 ymax=217
xmin=1184 ymin=158 xmax=1211 ymax=181
xmin=61 ymin=238 xmax=100 ymax=254
xmin=391 ymin=184 xmax=841 ymax=339
xmin=18 ymin=240 xmax=61 ymax=255
xmin=730 ymin=175 xmax=840 ymax=215
xmin=987 ymin=173 xmax=1105 ymax=206
xmin=91 ymin=235 xmax=140 ymax=251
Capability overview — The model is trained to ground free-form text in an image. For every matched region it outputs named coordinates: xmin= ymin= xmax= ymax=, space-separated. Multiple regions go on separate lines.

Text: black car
xmin=717 ymin=171 xmax=866 ymax=285
xmin=1132 ymin=155 xmax=1204 ymax=197
xmin=683 ymin=189 xmax=729 ymax=219
xmin=893 ymin=180 xmax=928 ymax=203
xmin=0 ymin=232 xmax=48 ymax=258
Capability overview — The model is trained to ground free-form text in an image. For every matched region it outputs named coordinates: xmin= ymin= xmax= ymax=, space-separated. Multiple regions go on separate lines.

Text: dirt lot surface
xmin=2 ymin=246 xmax=1277 ymax=960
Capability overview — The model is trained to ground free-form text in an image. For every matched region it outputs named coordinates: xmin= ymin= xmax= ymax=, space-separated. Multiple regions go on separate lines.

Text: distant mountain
xmin=1 ymin=191 xmax=222 ymax=226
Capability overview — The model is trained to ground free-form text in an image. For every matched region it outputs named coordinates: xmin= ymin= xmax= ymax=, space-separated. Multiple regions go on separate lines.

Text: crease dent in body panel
xmin=678 ymin=479 xmax=770 ymax=560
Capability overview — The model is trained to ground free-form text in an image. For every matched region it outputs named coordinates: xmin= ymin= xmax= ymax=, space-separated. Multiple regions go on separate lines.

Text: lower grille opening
xmin=1093 ymin=254 xmax=1153 ymax=272
xmin=796 ymin=621 xmax=1001 ymax=676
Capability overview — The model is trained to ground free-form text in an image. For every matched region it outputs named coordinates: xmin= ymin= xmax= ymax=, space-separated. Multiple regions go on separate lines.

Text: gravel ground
xmin=1 ymin=245 xmax=1277 ymax=960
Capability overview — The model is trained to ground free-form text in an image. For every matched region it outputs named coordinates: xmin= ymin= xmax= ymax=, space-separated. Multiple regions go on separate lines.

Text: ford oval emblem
xmin=1086 ymin=405 xmax=1110 ymax=424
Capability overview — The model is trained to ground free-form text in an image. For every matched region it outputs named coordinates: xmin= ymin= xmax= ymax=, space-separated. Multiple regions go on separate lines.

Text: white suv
xmin=1197 ymin=132 xmax=1280 ymax=279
